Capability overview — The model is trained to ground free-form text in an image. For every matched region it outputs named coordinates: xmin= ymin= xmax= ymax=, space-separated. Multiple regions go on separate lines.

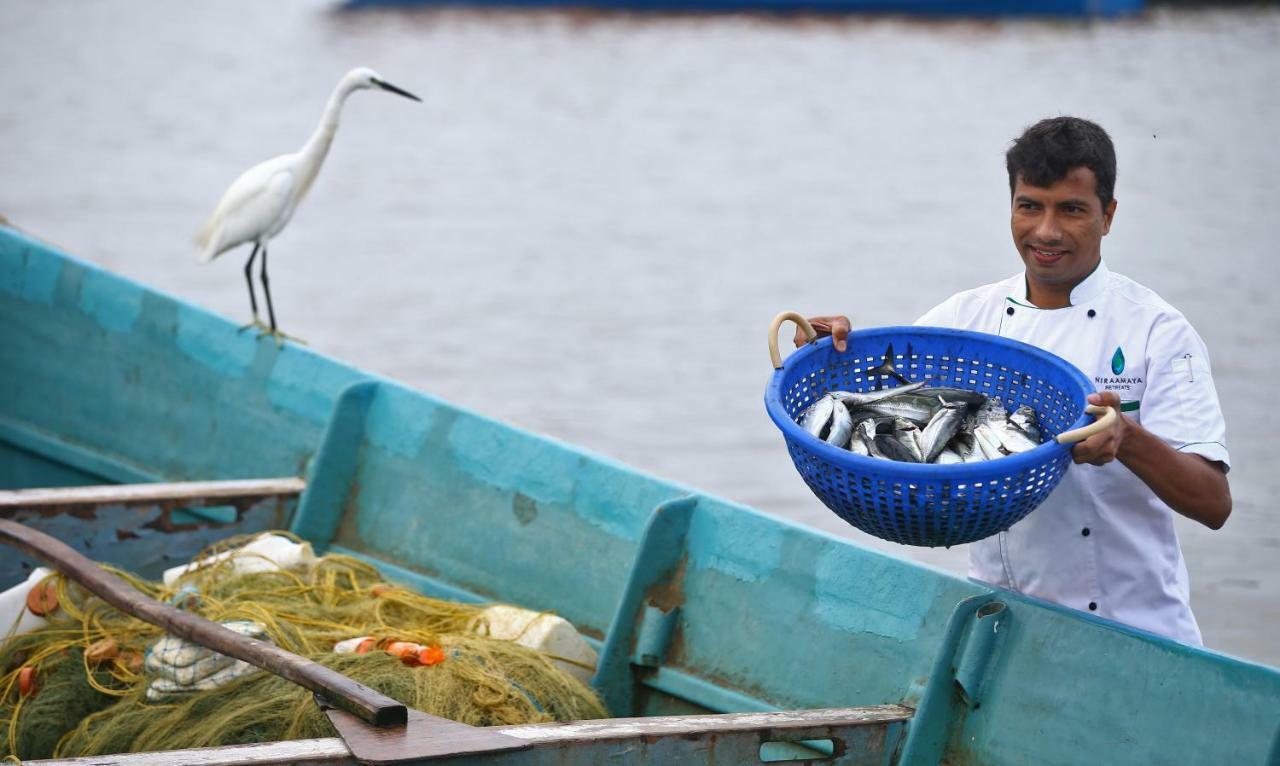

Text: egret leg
xmin=255 ymin=247 xmax=304 ymax=346
xmin=238 ymin=244 xmax=265 ymax=333
xmin=259 ymin=245 xmax=278 ymax=333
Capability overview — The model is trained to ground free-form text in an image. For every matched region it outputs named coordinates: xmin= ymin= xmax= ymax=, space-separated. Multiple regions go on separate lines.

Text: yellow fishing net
xmin=0 ymin=533 xmax=607 ymax=760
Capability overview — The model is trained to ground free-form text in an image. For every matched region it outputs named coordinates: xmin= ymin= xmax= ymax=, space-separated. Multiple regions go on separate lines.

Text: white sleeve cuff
xmin=1176 ymin=441 xmax=1231 ymax=473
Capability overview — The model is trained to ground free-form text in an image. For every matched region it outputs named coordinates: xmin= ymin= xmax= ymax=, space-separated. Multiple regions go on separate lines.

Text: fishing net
xmin=0 ymin=533 xmax=607 ymax=760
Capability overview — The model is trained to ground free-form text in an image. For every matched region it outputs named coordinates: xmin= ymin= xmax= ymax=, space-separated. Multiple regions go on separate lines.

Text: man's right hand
xmin=795 ymin=315 xmax=851 ymax=352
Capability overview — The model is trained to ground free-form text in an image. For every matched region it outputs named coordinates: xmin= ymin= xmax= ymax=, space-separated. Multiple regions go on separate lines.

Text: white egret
xmin=196 ymin=67 xmax=421 ymax=340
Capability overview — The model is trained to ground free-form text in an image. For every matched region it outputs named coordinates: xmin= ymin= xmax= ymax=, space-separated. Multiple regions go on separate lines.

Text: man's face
xmin=1011 ymin=166 xmax=1117 ymax=296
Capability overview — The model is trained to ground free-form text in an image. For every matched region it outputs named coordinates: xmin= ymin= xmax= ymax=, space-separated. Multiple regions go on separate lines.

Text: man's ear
xmin=1102 ymin=198 xmax=1118 ymax=235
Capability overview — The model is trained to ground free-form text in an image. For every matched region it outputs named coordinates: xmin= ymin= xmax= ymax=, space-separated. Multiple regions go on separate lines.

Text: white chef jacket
xmin=916 ymin=260 xmax=1229 ymax=645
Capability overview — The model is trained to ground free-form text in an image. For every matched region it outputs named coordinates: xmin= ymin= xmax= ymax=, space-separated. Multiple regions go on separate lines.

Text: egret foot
xmin=256 ymin=327 xmax=306 ymax=347
xmin=239 ymin=318 xmax=268 ymax=334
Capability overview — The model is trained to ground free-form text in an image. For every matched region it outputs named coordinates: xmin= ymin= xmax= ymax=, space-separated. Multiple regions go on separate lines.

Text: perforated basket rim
xmin=764 ymin=326 xmax=1095 ymax=479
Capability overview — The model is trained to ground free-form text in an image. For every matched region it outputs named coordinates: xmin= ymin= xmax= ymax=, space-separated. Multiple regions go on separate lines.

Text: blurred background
xmin=1 ymin=0 xmax=1276 ymax=665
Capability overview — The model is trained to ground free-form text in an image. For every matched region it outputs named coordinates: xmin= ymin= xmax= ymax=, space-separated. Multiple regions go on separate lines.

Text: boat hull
xmin=1 ymin=225 xmax=1277 ymax=764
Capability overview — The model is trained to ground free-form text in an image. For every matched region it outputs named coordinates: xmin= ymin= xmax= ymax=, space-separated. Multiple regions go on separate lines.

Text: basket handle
xmin=769 ymin=312 xmax=818 ymax=369
xmin=1055 ymin=404 xmax=1118 ymax=445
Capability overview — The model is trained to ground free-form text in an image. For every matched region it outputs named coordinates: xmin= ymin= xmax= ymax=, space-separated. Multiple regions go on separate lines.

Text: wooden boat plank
xmin=25 ymin=706 xmax=913 ymax=766
xmin=0 ymin=478 xmax=306 ymax=513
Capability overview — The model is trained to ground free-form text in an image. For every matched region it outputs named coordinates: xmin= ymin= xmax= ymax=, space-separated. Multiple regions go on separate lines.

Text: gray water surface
xmin=2 ymin=1 xmax=1277 ymax=665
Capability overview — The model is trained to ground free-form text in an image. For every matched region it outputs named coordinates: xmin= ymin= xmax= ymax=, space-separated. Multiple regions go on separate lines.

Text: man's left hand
xmin=1071 ymin=391 xmax=1126 ymax=466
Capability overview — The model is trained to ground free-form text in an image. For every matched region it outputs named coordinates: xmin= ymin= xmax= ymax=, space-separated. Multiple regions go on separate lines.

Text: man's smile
xmin=1028 ymin=245 xmax=1068 ymax=266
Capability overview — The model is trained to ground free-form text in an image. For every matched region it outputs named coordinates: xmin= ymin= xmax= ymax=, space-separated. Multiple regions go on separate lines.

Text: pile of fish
xmin=796 ymin=352 xmax=1043 ymax=464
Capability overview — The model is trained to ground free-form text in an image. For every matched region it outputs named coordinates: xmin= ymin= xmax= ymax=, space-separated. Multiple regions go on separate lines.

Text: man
xmin=799 ymin=116 xmax=1230 ymax=645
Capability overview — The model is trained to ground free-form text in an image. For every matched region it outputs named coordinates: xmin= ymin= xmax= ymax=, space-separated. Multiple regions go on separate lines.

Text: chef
xmin=800 ymin=116 xmax=1231 ymax=644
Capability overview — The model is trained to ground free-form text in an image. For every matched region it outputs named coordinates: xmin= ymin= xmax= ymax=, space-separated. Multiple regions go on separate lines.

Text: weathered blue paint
xmin=813 ymin=543 xmax=942 ymax=642
xmin=3 ymin=225 xmax=1279 ymax=765
xmin=175 ymin=304 xmax=259 ymax=378
xmin=685 ymin=502 xmax=784 ymax=584
xmin=78 ymin=268 xmax=143 ymax=334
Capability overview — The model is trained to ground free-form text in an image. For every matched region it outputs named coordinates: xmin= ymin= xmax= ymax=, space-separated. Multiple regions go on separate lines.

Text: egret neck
xmin=296 ymin=74 xmax=363 ymax=201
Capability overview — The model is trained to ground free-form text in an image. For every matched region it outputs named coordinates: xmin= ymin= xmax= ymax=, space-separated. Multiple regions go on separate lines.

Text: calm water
xmin=2 ymin=1 xmax=1277 ymax=665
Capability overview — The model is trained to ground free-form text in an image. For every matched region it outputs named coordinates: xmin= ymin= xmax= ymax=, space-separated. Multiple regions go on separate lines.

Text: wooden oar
xmin=0 ymin=519 xmax=529 ymax=764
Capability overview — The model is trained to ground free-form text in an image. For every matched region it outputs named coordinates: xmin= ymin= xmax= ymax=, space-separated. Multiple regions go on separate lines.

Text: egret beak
xmin=372 ymin=78 xmax=421 ymax=102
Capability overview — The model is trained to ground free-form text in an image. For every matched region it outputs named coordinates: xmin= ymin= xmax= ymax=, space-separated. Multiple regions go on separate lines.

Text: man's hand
xmin=1072 ymin=390 xmax=1231 ymax=529
xmin=1071 ymin=391 xmax=1126 ymax=465
xmin=795 ymin=315 xmax=851 ymax=352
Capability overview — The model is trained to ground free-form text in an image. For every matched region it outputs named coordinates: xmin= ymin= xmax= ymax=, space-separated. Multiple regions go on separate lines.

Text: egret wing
xmin=196 ymin=156 xmax=298 ymax=262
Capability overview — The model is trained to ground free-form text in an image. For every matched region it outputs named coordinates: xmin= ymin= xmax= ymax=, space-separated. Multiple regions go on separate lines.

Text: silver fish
xmin=865 ymin=343 xmax=914 ymax=386
xmin=920 ymin=399 xmax=968 ymax=463
xmin=799 ymin=395 xmax=837 ymax=438
xmin=857 ymin=392 xmax=948 ymax=426
xmin=1010 ymin=404 xmax=1042 ymax=442
xmin=974 ymin=424 xmax=1008 ymax=459
xmin=935 ymin=448 xmax=964 ymax=465
xmin=975 ymin=397 xmax=1009 ymax=427
xmin=825 ymin=402 xmax=853 ymax=449
xmin=920 ymin=386 xmax=989 ymax=410
xmin=993 ymin=423 xmax=1039 ymax=453
xmin=950 ymin=430 xmax=984 ymax=463
xmin=850 ymin=418 xmax=877 ymax=457
xmin=890 ymin=417 xmax=926 ymax=463
xmin=830 ymin=380 xmax=927 ymax=407
xmin=875 ymin=433 xmax=920 ymax=463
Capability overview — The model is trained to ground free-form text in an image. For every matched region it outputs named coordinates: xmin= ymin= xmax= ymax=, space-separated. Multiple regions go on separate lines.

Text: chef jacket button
xmin=1081 ymin=527 xmax=1090 ymax=536
xmin=1006 ymin=307 xmax=1015 ymax=316
xmin=1088 ymin=602 xmax=1098 ymax=611
xmin=1087 ymin=309 xmax=1096 ymax=318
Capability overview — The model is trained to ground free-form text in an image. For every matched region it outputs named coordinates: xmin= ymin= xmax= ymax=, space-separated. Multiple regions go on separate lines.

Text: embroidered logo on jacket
xmin=1096 ymin=345 xmax=1142 ymax=395
xmin=1110 ymin=346 xmax=1126 ymax=375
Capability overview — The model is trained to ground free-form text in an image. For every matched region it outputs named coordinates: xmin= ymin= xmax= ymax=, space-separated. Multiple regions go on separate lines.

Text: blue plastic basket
xmin=765 ymin=324 xmax=1096 ymax=548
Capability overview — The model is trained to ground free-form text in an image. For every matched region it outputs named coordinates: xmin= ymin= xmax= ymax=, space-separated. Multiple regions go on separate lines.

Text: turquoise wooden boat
xmin=1 ymin=222 xmax=1278 ymax=765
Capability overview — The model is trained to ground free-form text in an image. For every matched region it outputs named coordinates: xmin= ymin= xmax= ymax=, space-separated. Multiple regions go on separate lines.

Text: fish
xmin=830 ymin=380 xmax=927 ymax=407
xmin=865 ymin=343 xmax=914 ymax=386
xmin=850 ymin=418 xmax=878 ymax=457
xmin=874 ymin=432 xmax=920 ymax=463
xmin=889 ymin=417 xmax=925 ymax=463
xmin=824 ymin=402 xmax=853 ymax=449
xmin=855 ymin=394 xmax=944 ymax=426
xmin=800 ymin=395 xmax=837 ymax=439
xmin=920 ymin=399 xmax=968 ymax=463
xmin=792 ymin=345 xmax=1046 ymax=465
xmin=994 ymin=424 xmax=1039 ymax=453
xmin=974 ymin=424 xmax=1007 ymax=460
xmin=951 ymin=429 xmax=984 ymax=463
xmin=1010 ymin=404 xmax=1042 ymax=442
xmin=975 ymin=397 xmax=1009 ymax=427
xmin=976 ymin=398 xmax=1039 ymax=453
xmin=935 ymin=448 xmax=964 ymax=465
xmin=847 ymin=430 xmax=871 ymax=457
xmin=918 ymin=387 xmax=990 ymax=409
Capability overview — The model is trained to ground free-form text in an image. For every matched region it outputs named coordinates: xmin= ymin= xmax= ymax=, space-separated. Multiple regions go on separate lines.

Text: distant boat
xmin=341 ymin=0 xmax=1142 ymax=16
xmin=1 ymin=223 xmax=1275 ymax=765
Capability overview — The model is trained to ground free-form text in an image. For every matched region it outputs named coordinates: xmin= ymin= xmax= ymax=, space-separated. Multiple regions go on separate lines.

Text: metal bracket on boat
xmin=954 ymin=600 xmax=1007 ymax=708
xmin=897 ymin=594 xmax=1010 ymax=765
xmin=290 ymin=380 xmax=379 ymax=552
xmin=593 ymin=494 xmax=697 ymax=717
xmin=632 ymin=603 xmax=680 ymax=668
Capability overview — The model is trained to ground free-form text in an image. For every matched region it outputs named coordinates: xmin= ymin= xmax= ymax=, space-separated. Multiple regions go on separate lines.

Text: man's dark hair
xmin=1006 ymin=116 xmax=1116 ymax=209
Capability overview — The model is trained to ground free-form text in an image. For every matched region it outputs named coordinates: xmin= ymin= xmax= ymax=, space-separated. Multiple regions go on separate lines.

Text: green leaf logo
xmin=1111 ymin=347 xmax=1125 ymax=375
